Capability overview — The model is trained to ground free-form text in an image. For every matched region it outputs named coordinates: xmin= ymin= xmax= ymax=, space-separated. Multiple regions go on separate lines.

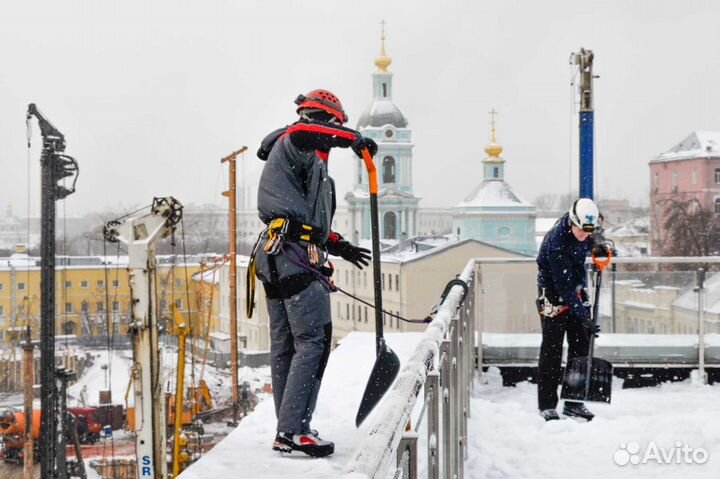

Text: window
xmin=65 ymin=281 xmax=72 ymax=288
xmin=81 ymin=302 xmax=89 ymax=313
xmin=0 ymin=283 xmax=3 ymax=291
xmin=671 ymin=171 xmax=678 ymax=192
xmin=382 ymin=273 xmax=386 ymax=290
xmin=382 ymin=156 xmax=396 ymax=183
xmin=81 ymin=280 xmax=88 ymax=288
xmin=346 ymin=304 xmax=350 ymax=320
xmin=112 ymin=301 xmax=120 ymax=312
xmin=175 ymin=279 xmax=183 ymax=287
xmin=395 ymin=274 xmax=399 ymax=290
xmin=160 ymin=299 xmax=167 ymax=311
xmin=175 ymin=298 xmax=183 ymax=309
xmin=715 ymin=198 xmax=720 ymax=214
xmin=383 ymin=212 xmax=397 ymax=239
xmin=382 ymin=82 xmax=387 ymax=97
xmin=0 ymin=305 xmax=4 ymax=316
xmin=65 ymin=303 xmax=73 ymax=313
xmin=161 ymin=279 xmax=168 ymax=288
xmin=692 ymin=169 xmax=698 ymax=185
xmin=352 ymin=304 xmax=355 ymax=321
xmin=716 ymin=168 xmax=720 ymax=184
xmin=96 ymin=280 xmax=104 ymax=289
xmin=96 ymin=302 xmax=105 ymax=313
xmin=364 ymin=306 xmax=368 ymax=323
xmin=112 ymin=280 xmax=119 ymax=288
xmin=18 ymin=282 xmax=25 ymax=290
xmin=493 ymin=167 xmax=499 ymax=178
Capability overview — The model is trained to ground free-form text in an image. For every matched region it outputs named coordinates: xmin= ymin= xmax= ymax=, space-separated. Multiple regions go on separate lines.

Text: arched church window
xmin=493 ymin=167 xmax=499 ymax=178
xmin=382 ymin=156 xmax=396 ymax=183
xmin=383 ymin=212 xmax=397 ymax=239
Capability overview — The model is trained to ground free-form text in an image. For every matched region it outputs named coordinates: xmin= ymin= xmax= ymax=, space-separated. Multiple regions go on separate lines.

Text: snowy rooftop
xmin=179 ymin=332 xmax=423 ymax=479
xmin=654 ymin=130 xmax=720 ymax=162
xmin=454 ymin=179 xmax=535 ymax=210
xmin=178 ymin=331 xmax=720 ymax=479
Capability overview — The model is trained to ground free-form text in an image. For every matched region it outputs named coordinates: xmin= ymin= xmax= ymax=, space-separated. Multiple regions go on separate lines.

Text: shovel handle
xmin=592 ymin=248 xmax=612 ymax=272
xmin=361 ymin=148 xmax=378 ymax=194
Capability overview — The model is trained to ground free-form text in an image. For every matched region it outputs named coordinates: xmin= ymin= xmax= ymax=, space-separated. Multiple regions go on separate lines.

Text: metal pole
xmin=23 ymin=327 xmax=34 ymax=479
xmin=451 ymin=319 xmax=461 ymax=479
xmin=222 ymin=146 xmax=247 ymax=426
xmin=426 ymin=371 xmax=440 ymax=479
xmin=697 ymin=268 xmax=707 ymax=384
xmin=396 ymin=433 xmax=418 ymax=479
xmin=40 ymin=136 xmax=58 ymax=479
xmin=441 ymin=340 xmax=451 ymax=479
xmin=172 ymin=308 xmax=189 ymax=477
xmin=611 ymin=263 xmax=617 ymax=333
xmin=572 ymin=48 xmax=595 ymax=199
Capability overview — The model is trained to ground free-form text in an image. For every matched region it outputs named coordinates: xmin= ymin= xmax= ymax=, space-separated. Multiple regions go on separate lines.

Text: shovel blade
xmin=355 ymin=346 xmax=401 ymax=427
xmin=561 ymin=356 xmax=613 ymax=403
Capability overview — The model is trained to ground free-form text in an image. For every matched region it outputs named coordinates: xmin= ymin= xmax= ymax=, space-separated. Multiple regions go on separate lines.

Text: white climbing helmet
xmin=569 ymin=198 xmax=600 ymax=232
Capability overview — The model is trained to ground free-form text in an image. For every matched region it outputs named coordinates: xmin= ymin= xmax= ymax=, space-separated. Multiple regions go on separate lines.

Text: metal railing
xmin=342 ymin=255 xmax=720 ymax=479
xmin=343 ymin=259 xmax=477 ymax=479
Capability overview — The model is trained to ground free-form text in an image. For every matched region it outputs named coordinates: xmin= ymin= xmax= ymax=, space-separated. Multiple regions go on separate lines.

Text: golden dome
xmin=375 ymin=21 xmax=392 ymax=73
xmin=484 ymin=109 xmax=503 ymax=160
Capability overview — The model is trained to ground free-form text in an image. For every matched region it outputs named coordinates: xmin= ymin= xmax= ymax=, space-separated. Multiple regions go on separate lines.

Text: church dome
xmin=357 ymin=100 xmax=408 ymax=128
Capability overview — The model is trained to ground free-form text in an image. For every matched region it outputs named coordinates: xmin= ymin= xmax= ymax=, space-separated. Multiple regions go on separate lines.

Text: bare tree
xmin=661 ymin=197 xmax=720 ymax=258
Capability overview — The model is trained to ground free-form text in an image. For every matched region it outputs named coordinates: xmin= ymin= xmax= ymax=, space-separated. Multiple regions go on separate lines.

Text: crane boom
xmin=104 ymin=197 xmax=182 ymax=479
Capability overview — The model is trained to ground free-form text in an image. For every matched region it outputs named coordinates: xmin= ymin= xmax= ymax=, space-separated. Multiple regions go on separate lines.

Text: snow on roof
xmin=208 ymin=332 xmax=231 ymax=341
xmin=654 ymin=130 xmax=720 ymax=162
xmin=179 ymin=332 xmax=425 ymax=479
xmin=454 ymin=179 xmax=534 ymax=209
xmin=357 ymin=99 xmax=408 ymax=128
xmin=673 ymin=271 xmax=720 ymax=314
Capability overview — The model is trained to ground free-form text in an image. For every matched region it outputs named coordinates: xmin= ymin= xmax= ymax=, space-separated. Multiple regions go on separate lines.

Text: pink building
xmin=649 ymin=131 xmax=720 ymax=254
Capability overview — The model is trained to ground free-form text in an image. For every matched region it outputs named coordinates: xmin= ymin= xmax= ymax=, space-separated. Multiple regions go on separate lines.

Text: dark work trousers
xmin=537 ymin=312 xmax=590 ymax=410
xmin=268 ymin=280 xmax=332 ymax=434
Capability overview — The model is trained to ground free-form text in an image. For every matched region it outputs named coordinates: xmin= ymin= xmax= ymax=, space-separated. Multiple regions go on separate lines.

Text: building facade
xmin=452 ymin=116 xmax=536 ymax=256
xmin=649 ymin=131 xmax=720 ymax=255
xmin=346 ymin=29 xmax=420 ymax=241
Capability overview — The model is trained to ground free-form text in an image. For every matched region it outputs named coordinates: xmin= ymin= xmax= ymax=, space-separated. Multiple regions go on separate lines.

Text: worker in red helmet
xmin=252 ymin=89 xmax=377 ymax=458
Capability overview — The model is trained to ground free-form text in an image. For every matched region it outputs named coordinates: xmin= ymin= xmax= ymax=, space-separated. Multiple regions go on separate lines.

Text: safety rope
xmin=279 ymin=243 xmax=434 ymax=325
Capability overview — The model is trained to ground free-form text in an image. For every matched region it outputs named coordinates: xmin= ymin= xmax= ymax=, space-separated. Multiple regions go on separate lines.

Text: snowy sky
xmin=2 ymin=0 xmax=720 ymax=217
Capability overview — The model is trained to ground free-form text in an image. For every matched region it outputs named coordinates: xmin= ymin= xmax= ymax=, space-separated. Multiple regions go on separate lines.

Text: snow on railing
xmin=343 ymin=259 xmax=476 ymax=479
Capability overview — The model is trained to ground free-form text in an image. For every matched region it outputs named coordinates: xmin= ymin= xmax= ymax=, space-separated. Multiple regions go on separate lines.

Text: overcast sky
xmin=2 ymin=0 xmax=720 ymax=218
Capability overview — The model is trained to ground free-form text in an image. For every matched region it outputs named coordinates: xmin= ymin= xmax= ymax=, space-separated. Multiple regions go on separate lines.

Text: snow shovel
xmin=560 ymin=251 xmax=614 ymax=403
xmin=355 ymin=147 xmax=401 ymax=427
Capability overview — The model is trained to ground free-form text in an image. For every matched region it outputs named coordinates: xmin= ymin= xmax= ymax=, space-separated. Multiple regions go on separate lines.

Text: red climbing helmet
xmin=295 ymin=89 xmax=348 ymax=124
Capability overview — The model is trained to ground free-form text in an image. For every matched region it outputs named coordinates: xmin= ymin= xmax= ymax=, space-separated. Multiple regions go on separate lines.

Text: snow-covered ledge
xmin=342 ymin=259 xmax=476 ymax=479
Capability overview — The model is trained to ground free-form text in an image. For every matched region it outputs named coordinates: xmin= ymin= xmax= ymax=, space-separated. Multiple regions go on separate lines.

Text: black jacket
xmin=536 ymin=213 xmax=591 ymax=321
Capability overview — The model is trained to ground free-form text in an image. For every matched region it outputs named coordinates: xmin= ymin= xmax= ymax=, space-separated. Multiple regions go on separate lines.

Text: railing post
xmin=451 ymin=317 xmax=461 ymax=479
xmin=426 ymin=371 xmax=440 ymax=479
xmin=441 ymin=338 xmax=452 ymax=479
xmin=396 ymin=432 xmax=418 ymax=479
xmin=696 ymin=268 xmax=707 ymax=384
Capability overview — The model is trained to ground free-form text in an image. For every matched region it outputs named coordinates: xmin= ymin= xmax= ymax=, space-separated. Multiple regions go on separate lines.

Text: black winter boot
xmin=563 ymin=402 xmax=595 ymax=421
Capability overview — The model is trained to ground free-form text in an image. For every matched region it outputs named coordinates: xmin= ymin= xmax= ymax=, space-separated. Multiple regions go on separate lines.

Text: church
xmin=345 ymin=27 xmax=421 ymax=241
xmin=341 ymin=28 xmax=536 ymax=256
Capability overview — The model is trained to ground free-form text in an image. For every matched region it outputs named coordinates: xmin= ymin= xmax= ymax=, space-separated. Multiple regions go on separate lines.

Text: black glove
xmin=351 ymin=135 xmax=378 ymax=158
xmin=591 ymin=243 xmax=612 ymax=257
xmin=326 ymin=239 xmax=371 ymax=269
xmin=581 ymin=315 xmax=601 ymax=338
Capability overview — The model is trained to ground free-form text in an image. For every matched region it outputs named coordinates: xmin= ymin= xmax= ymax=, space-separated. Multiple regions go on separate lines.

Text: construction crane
xmin=104 ymin=197 xmax=183 ymax=479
